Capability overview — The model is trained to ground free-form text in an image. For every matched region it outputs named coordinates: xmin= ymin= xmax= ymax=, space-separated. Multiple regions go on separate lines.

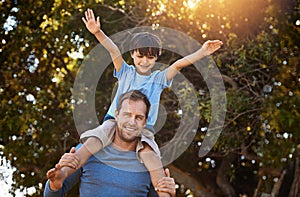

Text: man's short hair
xmin=130 ymin=32 xmax=162 ymax=57
xmin=117 ymin=90 xmax=151 ymax=119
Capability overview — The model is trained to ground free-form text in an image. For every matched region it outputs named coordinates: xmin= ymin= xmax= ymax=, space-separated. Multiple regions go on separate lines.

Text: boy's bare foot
xmin=46 ymin=147 xmax=80 ymax=191
xmin=47 ymin=164 xmax=66 ymax=191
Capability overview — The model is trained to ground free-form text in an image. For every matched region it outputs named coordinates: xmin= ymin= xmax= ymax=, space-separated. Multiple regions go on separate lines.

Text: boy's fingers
xmin=82 ymin=17 xmax=87 ymax=24
xmin=85 ymin=10 xmax=88 ymax=20
xmin=87 ymin=9 xmax=90 ymax=18
xmin=88 ymin=9 xmax=94 ymax=20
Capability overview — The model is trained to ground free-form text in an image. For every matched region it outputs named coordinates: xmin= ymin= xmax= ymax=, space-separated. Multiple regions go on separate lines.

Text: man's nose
xmin=128 ymin=116 xmax=137 ymax=125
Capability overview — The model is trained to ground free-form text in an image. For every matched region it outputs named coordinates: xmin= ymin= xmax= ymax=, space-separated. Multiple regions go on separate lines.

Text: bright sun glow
xmin=184 ymin=0 xmax=201 ymax=9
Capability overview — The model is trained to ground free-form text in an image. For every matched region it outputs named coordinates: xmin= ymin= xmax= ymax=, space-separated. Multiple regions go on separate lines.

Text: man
xmin=44 ymin=90 xmax=176 ymax=197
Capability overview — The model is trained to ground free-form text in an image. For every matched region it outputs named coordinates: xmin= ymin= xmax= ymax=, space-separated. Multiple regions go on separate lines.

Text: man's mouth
xmin=124 ymin=125 xmax=137 ymax=132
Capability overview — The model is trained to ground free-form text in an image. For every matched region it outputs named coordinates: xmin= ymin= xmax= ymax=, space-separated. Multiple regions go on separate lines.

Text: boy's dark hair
xmin=130 ymin=32 xmax=162 ymax=57
xmin=117 ymin=90 xmax=151 ymax=119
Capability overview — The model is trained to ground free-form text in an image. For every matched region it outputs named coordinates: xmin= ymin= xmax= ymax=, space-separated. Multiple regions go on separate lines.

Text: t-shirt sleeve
xmin=44 ymin=169 xmax=82 ymax=197
xmin=113 ymin=61 xmax=134 ymax=79
xmin=44 ymin=180 xmax=64 ymax=197
xmin=152 ymin=69 xmax=173 ymax=89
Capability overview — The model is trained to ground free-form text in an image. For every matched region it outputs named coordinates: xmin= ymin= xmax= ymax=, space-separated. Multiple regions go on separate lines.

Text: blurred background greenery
xmin=0 ymin=0 xmax=299 ymax=196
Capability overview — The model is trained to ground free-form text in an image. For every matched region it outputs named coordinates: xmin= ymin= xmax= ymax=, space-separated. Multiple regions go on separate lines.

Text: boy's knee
xmin=141 ymin=142 xmax=153 ymax=152
xmin=85 ymin=137 xmax=103 ymax=151
xmin=86 ymin=136 xmax=101 ymax=144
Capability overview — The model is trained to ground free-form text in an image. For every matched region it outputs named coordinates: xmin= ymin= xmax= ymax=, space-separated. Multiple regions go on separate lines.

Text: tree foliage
xmin=0 ymin=0 xmax=299 ymax=196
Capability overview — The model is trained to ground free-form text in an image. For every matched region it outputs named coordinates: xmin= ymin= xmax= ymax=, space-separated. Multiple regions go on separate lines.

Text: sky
xmin=0 ymin=156 xmax=34 ymax=197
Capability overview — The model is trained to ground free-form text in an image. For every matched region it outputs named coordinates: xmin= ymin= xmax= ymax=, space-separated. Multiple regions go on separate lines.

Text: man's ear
xmin=115 ymin=110 xmax=119 ymax=118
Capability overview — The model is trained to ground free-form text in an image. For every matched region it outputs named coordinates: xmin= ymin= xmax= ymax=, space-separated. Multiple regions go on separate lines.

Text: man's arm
xmin=166 ymin=40 xmax=223 ymax=81
xmin=82 ymin=8 xmax=123 ymax=71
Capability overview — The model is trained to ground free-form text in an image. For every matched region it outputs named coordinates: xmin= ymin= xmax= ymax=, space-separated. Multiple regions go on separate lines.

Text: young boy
xmin=47 ymin=8 xmax=222 ymax=196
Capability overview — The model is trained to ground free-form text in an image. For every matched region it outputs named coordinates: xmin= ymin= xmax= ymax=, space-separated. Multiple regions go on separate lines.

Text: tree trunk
xmin=167 ymin=164 xmax=217 ymax=197
xmin=216 ymin=153 xmax=236 ymax=197
xmin=271 ymin=170 xmax=286 ymax=197
xmin=288 ymin=146 xmax=300 ymax=197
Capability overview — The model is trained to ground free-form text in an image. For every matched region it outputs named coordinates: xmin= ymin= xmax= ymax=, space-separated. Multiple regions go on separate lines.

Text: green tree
xmin=142 ymin=0 xmax=300 ymax=196
xmin=1 ymin=0 xmax=299 ymax=196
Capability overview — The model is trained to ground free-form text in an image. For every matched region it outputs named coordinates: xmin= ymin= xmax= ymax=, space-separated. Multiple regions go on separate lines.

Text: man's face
xmin=115 ymin=99 xmax=147 ymax=143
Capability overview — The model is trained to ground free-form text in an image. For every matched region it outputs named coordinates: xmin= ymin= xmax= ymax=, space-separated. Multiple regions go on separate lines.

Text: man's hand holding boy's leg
xmin=46 ymin=147 xmax=79 ymax=191
xmin=156 ymin=168 xmax=176 ymax=197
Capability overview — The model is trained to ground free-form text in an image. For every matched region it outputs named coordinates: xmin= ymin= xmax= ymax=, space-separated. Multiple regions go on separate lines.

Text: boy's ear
xmin=130 ymin=50 xmax=134 ymax=57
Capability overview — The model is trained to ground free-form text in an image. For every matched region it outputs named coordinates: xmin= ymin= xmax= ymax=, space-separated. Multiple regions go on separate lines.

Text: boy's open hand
xmin=201 ymin=40 xmax=223 ymax=56
xmin=82 ymin=8 xmax=101 ymax=35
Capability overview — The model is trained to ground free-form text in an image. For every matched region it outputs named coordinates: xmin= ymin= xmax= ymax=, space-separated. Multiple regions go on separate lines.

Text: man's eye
xmin=147 ymin=56 xmax=155 ymax=59
xmin=136 ymin=116 xmax=144 ymax=121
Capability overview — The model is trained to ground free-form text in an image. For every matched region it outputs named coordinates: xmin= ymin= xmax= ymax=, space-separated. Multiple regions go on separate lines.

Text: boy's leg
xmin=47 ymin=165 xmax=68 ymax=191
xmin=46 ymin=147 xmax=79 ymax=191
xmin=78 ymin=119 xmax=116 ymax=165
xmin=138 ymin=130 xmax=170 ymax=197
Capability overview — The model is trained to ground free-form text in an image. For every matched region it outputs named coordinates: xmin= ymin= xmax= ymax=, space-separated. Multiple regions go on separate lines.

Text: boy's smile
xmin=131 ymin=50 xmax=157 ymax=76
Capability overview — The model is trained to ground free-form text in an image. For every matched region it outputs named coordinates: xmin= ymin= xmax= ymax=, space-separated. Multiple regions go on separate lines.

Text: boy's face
xmin=131 ymin=50 xmax=157 ymax=76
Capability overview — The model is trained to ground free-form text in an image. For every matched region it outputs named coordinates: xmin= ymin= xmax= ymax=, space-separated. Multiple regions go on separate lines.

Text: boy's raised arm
xmin=166 ymin=40 xmax=223 ymax=81
xmin=82 ymin=8 xmax=123 ymax=71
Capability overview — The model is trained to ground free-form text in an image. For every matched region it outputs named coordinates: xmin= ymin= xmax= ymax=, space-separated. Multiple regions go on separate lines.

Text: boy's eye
xmin=147 ymin=56 xmax=156 ymax=59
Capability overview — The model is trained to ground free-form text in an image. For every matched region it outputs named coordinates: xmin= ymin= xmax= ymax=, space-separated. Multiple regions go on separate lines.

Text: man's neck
xmin=112 ymin=138 xmax=138 ymax=151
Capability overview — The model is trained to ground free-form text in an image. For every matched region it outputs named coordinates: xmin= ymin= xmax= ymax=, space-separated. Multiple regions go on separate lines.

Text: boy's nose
xmin=142 ymin=57 xmax=148 ymax=63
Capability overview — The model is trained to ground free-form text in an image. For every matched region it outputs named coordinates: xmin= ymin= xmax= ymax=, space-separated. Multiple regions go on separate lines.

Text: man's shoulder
xmin=92 ymin=145 xmax=149 ymax=172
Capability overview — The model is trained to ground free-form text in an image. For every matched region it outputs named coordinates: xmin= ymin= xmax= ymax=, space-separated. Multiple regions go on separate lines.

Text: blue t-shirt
xmin=44 ymin=145 xmax=158 ymax=197
xmin=107 ymin=61 xmax=172 ymax=127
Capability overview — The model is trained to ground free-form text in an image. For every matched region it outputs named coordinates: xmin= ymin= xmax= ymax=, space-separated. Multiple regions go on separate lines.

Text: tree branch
xmin=167 ymin=164 xmax=217 ymax=197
